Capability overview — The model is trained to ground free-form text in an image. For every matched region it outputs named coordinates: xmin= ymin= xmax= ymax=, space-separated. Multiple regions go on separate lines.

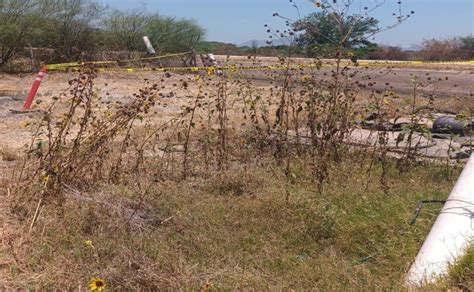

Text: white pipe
xmin=406 ymin=153 xmax=474 ymax=285
xmin=143 ymin=36 xmax=156 ymax=55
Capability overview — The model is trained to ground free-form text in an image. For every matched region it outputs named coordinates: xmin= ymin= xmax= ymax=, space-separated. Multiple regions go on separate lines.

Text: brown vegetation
xmin=1 ymin=0 xmax=472 ymax=290
xmin=0 ymin=54 xmax=471 ymax=289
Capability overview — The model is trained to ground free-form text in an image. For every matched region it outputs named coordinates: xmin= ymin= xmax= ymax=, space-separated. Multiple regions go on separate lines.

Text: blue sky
xmin=99 ymin=0 xmax=474 ymax=47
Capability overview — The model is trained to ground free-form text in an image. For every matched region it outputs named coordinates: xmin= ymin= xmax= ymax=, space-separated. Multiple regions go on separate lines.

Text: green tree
xmin=101 ymin=12 xmax=205 ymax=54
xmin=0 ymin=0 xmax=205 ymax=67
xmin=101 ymin=9 xmax=149 ymax=52
xmin=145 ymin=15 xmax=205 ymax=53
xmin=460 ymin=36 xmax=474 ymax=58
xmin=0 ymin=0 xmax=50 ymax=66
xmin=39 ymin=0 xmax=104 ymax=61
xmin=293 ymin=10 xmax=379 ymax=57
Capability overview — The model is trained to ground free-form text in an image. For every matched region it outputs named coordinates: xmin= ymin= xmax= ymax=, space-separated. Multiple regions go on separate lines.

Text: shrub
xmin=419 ymin=37 xmax=471 ymax=61
xmin=366 ymin=45 xmax=410 ymax=60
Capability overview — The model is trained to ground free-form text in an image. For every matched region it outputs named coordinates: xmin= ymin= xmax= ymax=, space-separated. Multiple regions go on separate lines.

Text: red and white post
xmin=22 ymin=67 xmax=47 ymax=110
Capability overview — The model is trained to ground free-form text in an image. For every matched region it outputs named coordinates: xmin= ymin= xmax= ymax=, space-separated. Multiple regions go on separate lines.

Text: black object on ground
xmin=432 ymin=116 xmax=472 ymax=136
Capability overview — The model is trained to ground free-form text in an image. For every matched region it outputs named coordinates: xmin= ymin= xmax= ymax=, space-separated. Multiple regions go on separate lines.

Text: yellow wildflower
xmin=42 ymin=175 xmax=50 ymax=187
xmin=301 ymin=75 xmax=311 ymax=82
xmin=84 ymin=240 xmax=94 ymax=248
xmin=201 ymin=280 xmax=213 ymax=291
xmin=206 ymin=67 xmax=216 ymax=76
xmin=20 ymin=121 xmax=31 ymax=128
xmin=88 ymin=278 xmax=106 ymax=291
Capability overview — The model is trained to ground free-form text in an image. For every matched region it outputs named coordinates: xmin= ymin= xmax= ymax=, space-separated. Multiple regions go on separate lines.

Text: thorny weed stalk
xmin=181 ymin=93 xmax=200 ymax=179
xmin=261 ymin=0 xmax=417 ymax=194
xmin=395 ymin=75 xmax=426 ymax=171
xmin=179 ymin=73 xmax=230 ymax=178
xmin=12 ymin=69 xmax=160 ymax=229
xmin=216 ymin=76 xmax=229 ymax=171
xmin=373 ymin=91 xmax=390 ymax=194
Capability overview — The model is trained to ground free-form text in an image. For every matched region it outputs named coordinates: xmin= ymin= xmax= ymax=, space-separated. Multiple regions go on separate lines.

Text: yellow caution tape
xmin=46 ymin=51 xmax=193 ymax=70
xmin=47 ymin=63 xmax=326 ymax=73
xmin=45 ymin=58 xmax=474 ymax=73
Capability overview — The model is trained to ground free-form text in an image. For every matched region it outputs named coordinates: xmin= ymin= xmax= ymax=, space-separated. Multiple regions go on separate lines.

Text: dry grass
xmin=0 ymin=151 xmax=466 ymax=290
xmin=0 ymin=58 xmax=472 ymax=290
xmin=448 ymin=245 xmax=474 ymax=290
xmin=0 ymin=147 xmax=19 ymax=162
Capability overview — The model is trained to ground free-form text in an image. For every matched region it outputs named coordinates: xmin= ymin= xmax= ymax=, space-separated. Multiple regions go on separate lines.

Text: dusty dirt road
xmin=217 ymin=56 xmax=473 ymax=97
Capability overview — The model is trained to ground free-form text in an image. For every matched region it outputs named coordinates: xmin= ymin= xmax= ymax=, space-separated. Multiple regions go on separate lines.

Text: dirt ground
xmin=0 ymin=71 xmax=204 ymax=150
xmin=0 ymin=59 xmax=472 ymax=158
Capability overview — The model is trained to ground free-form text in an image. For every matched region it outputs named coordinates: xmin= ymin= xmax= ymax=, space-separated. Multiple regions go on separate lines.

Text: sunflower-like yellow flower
xmin=300 ymin=74 xmax=311 ymax=82
xmin=20 ymin=121 xmax=31 ymax=128
xmin=89 ymin=278 xmax=106 ymax=291
xmin=201 ymin=280 xmax=213 ymax=291
xmin=207 ymin=67 xmax=216 ymax=76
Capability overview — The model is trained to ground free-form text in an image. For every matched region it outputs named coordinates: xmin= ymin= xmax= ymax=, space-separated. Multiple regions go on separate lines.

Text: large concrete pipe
xmin=406 ymin=153 xmax=474 ymax=285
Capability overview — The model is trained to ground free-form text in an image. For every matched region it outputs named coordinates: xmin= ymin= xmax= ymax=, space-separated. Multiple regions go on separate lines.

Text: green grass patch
xmin=448 ymin=244 xmax=474 ymax=290
xmin=1 ymin=155 xmax=464 ymax=290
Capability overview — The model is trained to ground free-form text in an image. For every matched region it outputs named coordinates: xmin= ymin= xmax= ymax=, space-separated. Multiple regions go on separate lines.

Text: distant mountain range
xmin=238 ymin=39 xmax=291 ymax=48
xmin=237 ymin=39 xmax=424 ymax=51
xmin=401 ymin=44 xmax=423 ymax=51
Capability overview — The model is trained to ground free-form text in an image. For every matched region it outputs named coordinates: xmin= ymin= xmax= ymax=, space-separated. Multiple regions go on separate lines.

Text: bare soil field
xmin=0 ymin=57 xmax=472 ymax=159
